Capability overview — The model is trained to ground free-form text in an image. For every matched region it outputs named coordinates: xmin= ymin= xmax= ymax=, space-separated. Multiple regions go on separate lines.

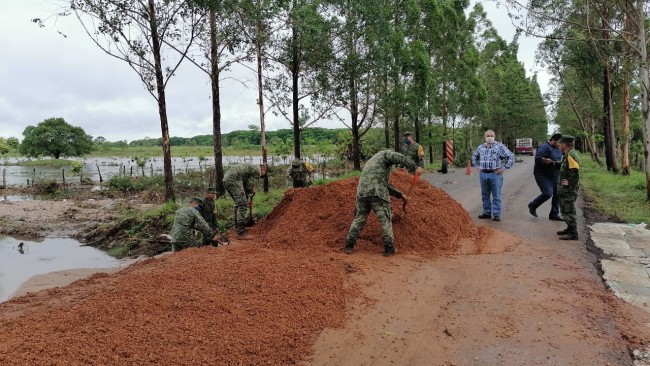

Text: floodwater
xmin=0 ymin=155 xmax=324 ymax=187
xmin=0 ymin=236 xmax=119 ymax=302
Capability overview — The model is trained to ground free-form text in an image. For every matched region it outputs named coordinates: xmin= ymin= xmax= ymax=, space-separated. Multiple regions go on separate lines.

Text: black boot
xmin=383 ymin=245 xmax=395 ymax=257
xmin=559 ymin=230 xmax=579 ymax=240
xmin=556 ymin=228 xmax=569 ymax=235
xmin=344 ymin=241 xmax=355 ymax=254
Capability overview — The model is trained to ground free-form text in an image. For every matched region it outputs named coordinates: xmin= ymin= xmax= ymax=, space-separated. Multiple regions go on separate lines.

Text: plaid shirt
xmin=471 ymin=142 xmax=515 ymax=170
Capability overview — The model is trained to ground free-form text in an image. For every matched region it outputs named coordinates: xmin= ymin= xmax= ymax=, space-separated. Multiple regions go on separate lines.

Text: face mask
xmin=194 ymin=205 xmax=202 ymax=212
xmin=485 ymin=137 xmax=495 ymax=144
xmin=404 ymin=138 xmax=411 ymax=145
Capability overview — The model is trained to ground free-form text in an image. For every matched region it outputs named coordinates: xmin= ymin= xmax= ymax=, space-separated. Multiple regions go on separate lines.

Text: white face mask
xmin=485 ymin=137 xmax=495 ymax=144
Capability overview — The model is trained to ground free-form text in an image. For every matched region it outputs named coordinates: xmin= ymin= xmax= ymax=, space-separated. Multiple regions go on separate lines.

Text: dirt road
xmin=309 ymin=156 xmax=650 ymax=365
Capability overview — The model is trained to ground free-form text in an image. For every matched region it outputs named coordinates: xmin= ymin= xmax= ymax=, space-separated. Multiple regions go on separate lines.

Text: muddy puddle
xmin=0 ymin=236 xmax=119 ymax=302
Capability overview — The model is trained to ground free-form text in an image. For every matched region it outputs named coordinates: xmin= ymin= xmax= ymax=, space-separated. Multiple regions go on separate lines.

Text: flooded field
xmin=0 ymin=155 xmax=304 ymax=187
xmin=0 ymin=236 xmax=119 ymax=302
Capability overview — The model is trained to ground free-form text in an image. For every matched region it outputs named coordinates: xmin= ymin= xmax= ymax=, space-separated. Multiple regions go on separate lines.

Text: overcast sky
xmin=0 ymin=0 xmax=551 ymax=142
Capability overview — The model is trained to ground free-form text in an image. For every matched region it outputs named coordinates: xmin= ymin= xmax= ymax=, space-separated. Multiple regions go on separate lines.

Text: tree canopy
xmin=19 ymin=118 xmax=94 ymax=159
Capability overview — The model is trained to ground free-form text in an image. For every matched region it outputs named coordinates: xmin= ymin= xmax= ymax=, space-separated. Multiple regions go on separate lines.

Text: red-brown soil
xmin=0 ymin=172 xmax=492 ymax=365
xmin=4 ymin=170 xmax=644 ymax=365
xmin=253 ymin=169 xmax=482 ymax=257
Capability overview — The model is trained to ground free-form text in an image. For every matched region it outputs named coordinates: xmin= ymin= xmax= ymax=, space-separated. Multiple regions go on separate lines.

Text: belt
xmin=481 ymin=169 xmax=495 ymax=173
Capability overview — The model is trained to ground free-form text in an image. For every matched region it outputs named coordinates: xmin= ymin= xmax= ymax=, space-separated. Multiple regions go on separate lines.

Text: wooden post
xmin=150 ymin=164 xmax=153 ymax=177
xmin=32 ymin=168 xmax=36 ymax=184
xmin=96 ymin=164 xmax=103 ymax=183
xmin=130 ymin=166 xmax=133 ymax=177
xmin=62 ymin=169 xmax=65 ymax=183
xmin=2 ymin=168 xmax=6 ymax=188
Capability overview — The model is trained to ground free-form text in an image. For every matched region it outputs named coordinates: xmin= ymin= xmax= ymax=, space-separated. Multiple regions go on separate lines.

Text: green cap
xmin=206 ymin=187 xmax=217 ymax=194
xmin=403 ymin=131 xmax=412 ymax=137
xmin=559 ymin=135 xmax=575 ymax=143
xmin=190 ymin=197 xmax=203 ymax=204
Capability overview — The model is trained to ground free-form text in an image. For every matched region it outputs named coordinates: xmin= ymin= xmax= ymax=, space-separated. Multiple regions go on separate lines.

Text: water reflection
xmin=0 ymin=236 xmax=119 ymax=302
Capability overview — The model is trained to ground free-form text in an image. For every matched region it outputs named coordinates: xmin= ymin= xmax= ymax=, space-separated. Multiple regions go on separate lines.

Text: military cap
xmin=190 ymin=197 xmax=203 ymax=204
xmin=403 ymin=131 xmax=412 ymax=137
xmin=559 ymin=135 xmax=575 ymax=143
xmin=206 ymin=187 xmax=217 ymax=194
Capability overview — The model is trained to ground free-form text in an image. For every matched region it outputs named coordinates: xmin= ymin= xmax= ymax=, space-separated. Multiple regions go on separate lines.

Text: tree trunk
xmin=349 ymin=65 xmax=361 ymax=171
xmin=602 ymin=64 xmax=618 ymax=173
xmin=602 ymin=16 xmax=618 ymax=173
xmin=621 ymin=6 xmax=632 ymax=176
xmin=256 ymin=14 xmax=269 ymax=192
xmin=210 ymin=9 xmax=225 ymax=196
xmin=414 ymin=115 xmax=420 ymax=143
xmin=637 ymin=0 xmax=650 ymax=201
xmin=291 ymin=22 xmax=301 ymax=159
xmin=148 ymin=0 xmax=174 ymax=202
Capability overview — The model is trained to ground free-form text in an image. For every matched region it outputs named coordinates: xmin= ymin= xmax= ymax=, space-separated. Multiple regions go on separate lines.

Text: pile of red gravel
xmin=0 ymin=170 xmax=481 ymax=365
xmin=254 ymin=169 xmax=479 ymax=257
xmin=0 ymin=246 xmax=356 ymax=365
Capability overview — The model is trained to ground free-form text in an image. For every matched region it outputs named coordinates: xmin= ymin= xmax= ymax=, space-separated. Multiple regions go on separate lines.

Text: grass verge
xmin=579 ymin=153 xmax=650 ymax=225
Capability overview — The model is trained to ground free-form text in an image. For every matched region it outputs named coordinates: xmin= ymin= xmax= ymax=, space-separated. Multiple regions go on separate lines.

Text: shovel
xmin=402 ymin=171 xmax=421 ymax=213
xmin=245 ymin=193 xmax=255 ymax=227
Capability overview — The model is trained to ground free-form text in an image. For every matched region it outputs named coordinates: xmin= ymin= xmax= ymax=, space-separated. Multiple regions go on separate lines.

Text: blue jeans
xmin=529 ymin=175 xmax=560 ymax=217
xmin=480 ymin=171 xmax=504 ymax=217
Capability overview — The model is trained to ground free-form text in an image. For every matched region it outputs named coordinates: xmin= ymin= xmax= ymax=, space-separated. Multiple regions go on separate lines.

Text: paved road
xmin=421 ymin=154 xmax=585 ymax=245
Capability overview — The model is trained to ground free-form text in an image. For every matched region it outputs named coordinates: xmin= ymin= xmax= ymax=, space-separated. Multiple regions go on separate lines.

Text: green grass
xmin=579 ymin=153 xmax=650 ymax=224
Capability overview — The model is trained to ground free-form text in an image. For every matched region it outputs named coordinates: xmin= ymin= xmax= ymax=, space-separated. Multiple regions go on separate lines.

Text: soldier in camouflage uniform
xmin=554 ymin=135 xmax=581 ymax=240
xmin=223 ymin=163 xmax=267 ymax=239
xmin=200 ymin=187 xmax=219 ymax=245
xmin=287 ymin=158 xmax=313 ymax=188
xmin=171 ymin=198 xmax=217 ymax=251
xmin=344 ymin=149 xmax=420 ymax=257
xmin=400 ymin=131 xmax=425 ymax=168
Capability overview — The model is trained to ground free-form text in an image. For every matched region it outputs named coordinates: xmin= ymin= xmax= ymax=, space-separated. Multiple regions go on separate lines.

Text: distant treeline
xmin=127 ymin=127 xmax=347 ymax=147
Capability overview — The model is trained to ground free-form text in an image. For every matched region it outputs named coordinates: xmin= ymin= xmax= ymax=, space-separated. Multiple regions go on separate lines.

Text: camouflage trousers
xmin=224 ymin=180 xmax=248 ymax=235
xmin=171 ymin=232 xmax=202 ymax=252
xmin=559 ymin=194 xmax=578 ymax=235
xmin=346 ymin=197 xmax=394 ymax=251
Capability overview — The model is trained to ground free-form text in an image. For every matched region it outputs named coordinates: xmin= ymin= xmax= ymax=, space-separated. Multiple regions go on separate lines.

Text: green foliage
xmin=19 ymin=118 xmax=94 ymax=159
xmin=71 ymin=161 xmax=84 ymax=175
xmin=580 ymin=153 xmax=650 ymax=225
xmin=107 ymin=175 xmax=165 ymax=192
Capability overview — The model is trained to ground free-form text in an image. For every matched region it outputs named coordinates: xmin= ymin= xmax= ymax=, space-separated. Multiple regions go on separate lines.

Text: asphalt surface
xmin=422 ymin=155 xmax=586 ymax=251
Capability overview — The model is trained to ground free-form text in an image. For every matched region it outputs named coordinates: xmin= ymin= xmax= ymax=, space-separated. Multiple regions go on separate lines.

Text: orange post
xmin=465 ymin=160 xmax=472 ymax=175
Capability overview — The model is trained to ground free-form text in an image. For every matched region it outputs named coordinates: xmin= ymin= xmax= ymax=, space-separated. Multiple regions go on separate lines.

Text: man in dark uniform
xmin=554 ymin=135 xmax=581 ymax=240
xmin=400 ymin=132 xmax=425 ymax=168
xmin=200 ymin=187 xmax=219 ymax=245
xmin=528 ymin=133 xmax=564 ymax=220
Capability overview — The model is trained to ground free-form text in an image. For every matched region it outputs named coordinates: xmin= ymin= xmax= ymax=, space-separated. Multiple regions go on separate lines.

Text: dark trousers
xmin=529 ymin=175 xmax=560 ymax=217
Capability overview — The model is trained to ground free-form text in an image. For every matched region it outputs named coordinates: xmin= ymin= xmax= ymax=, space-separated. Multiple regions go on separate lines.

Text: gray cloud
xmin=1 ymin=0 xmax=551 ymax=142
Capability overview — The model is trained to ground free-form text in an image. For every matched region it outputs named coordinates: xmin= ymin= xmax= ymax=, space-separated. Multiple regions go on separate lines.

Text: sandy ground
xmin=1 ymin=157 xmax=650 ymax=365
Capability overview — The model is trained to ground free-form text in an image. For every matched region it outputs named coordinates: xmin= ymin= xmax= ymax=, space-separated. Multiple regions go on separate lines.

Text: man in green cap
xmin=200 ymin=187 xmax=219 ymax=245
xmin=401 ymin=131 xmax=425 ymax=168
xmin=171 ymin=198 xmax=218 ymax=251
xmin=554 ymin=135 xmax=581 ymax=240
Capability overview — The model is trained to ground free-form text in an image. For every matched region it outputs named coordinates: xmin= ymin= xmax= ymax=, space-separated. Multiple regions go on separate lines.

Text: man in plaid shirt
xmin=471 ymin=130 xmax=515 ymax=221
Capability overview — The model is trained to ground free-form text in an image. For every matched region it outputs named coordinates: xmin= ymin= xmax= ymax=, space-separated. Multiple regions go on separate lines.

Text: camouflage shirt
xmin=200 ymin=197 xmax=217 ymax=229
xmin=223 ymin=163 xmax=259 ymax=195
xmin=171 ymin=206 xmax=214 ymax=244
xmin=400 ymin=142 xmax=425 ymax=168
xmin=357 ymin=149 xmax=417 ymax=202
xmin=558 ymin=149 xmax=580 ymax=194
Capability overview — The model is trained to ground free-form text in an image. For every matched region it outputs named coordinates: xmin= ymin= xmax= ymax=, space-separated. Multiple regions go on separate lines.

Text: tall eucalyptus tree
xmin=266 ymin=0 xmax=335 ymax=158
xmin=47 ymin=0 xmax=205 ymax=201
